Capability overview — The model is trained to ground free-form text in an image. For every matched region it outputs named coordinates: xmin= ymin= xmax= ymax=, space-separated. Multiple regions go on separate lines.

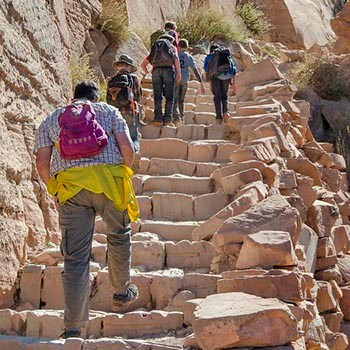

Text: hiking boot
xmin=173 ymin=119 xmax=182 ymax=127
xmin=150 ymin=121 xmax=162 ymax=127
xmin=163 ymin=122 xmax=175 ymax=127
xmin=59 ymin=328 xmax=81 ymax=339
xmin=112 ymin=284 xmax=139 ymax=310
xmin=223 ymin=113 xmax=230 ymax=123
xmin=216 ymin=119 xmax=223 ymax=125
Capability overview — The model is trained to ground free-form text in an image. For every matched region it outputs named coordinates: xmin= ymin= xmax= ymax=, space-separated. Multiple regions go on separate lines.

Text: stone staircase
xmin=1 ymin=67 xmax=350 ymax=350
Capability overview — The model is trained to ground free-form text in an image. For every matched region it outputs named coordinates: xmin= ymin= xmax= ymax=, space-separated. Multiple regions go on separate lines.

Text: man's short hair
xmin=210 ymin=44 xmax=220 ymax=53
xmin=165 ymin=21 xmax=176 ymax=30
xmin=73 ymin=80 xmax=100 ymax=101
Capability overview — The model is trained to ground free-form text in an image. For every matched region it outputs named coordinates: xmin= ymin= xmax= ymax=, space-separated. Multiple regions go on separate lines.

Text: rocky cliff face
xmin=331 ymin=2 xmax=350 ymax=54
xmin=0 ymin=0 xmax=100 ymax=307
xmin=244 ymin=0 xmax=341 ymax=49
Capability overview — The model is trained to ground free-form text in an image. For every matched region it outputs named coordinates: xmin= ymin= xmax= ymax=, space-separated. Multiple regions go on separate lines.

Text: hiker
xmin=107 ymin=54 xmax=143 ymax=171
xmin=165 ymin=21 xmax=179 ymax=48
xmin=35 ymin=80 xmax=139 ymax=339
xmin=172 ymin=38 xmax=206 ymax=126
xmin=150 ymin=21 xmax=179 ymax=48
xmin=141 ymin=34 xmax=181 ymax=127
xmin=204 ymin=44 xmax=237 ymax=125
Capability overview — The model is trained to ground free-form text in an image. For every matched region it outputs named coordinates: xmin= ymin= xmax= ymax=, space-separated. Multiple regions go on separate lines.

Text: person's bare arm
xmin=174 ymin=55 xmax=181 ymax=82
xmin=141 ymin=57 xmax=151 ymax=75
xmin=36 ymin=146 xmax=53 ymax=185
xmin=115 ymin=132 xmax=135 ymax=168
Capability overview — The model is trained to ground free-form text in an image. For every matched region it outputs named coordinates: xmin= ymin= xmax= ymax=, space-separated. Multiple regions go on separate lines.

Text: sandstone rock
xmin=165 ymin=240 xmax=217 ymax=269
xmin=41 ymin=266 xmax=64 ymax=310
xmin=152 ymin=193 xmax=193 ymax=221
xmin=217 ymin=269 xmax=305 ymax=302
xmin=315 ymin=266 xmax=342 ymax=284
xmin=318 ymin=237 xmax=337 ymax=258
xmin=102 ymin=310 xmax=183 ymax=337
xmin=243 ymin=0 xmax=336 ymax=49
xmin=148 ymin=157 xmax=196 ymax=176
xmin=316 ymin=281 xmax=338 ymax=313
xmin=316 ymin=256 xmax=338 ymax=272
xmin=143 ymin=175 xmax=212 ymax=195
xmin=150 ymin=269 xmax=184 ymax=310
xmin=339 ymin=286 xmax=350 ymax=321
xmin=19 ymin=264 xmax=43 ymax=309
xmin=236 ymin=231 xmax=297 ymax=269
xmin=25 ymin=310 xmax=65 ymax=338
xmin=82 ymin=338 xmax=128 ymax=350
xmin=140 ymin=220 xmax=198 ymax=242
xmin=337 ymin=255 xmax=350 ymax=282
xmin=296 ymin=225 xmax=318 ymax=273
xmin=331 ymin=2 xmax=350 ymax=55
xmin=221 ymin=168 xmax=263 ymax=195
xmin=279 ymin=169 xmax=297 ymax=189
xmin=131 ymin=241 xmax=165 ymax=271
xmin=193 ymin=292 xmax=299 ymax=350
xmin=295 ymin=175 xmax=317 ymax=209
xmin=212 ymin=195 xmax=301 ymax=250
xmin=183 ymin=273 xmax=220 ymax=298
xmin=331 ymin=225 xmax=350 ymax=255
xmin=211 ymin=160 xmax=277 ymax=187
xmin=323 ymin=311 xmax=344 ymax=333
xmin=287 ymin=158 xmax=322 ymax=186
xmin=188 ymin=141 xmax=217 ymax=162
xmin=307 ymin=200 xmax=339 ymax=237
xmin=140 ymin=139 xmax=188 ymax=160
xmin=137 ymin=196 xmax=152 ymax=219
xmin=193 ymin=192 xmax=230 ymax=221
xmin=236 ymin=58 xmax=283 ymax=99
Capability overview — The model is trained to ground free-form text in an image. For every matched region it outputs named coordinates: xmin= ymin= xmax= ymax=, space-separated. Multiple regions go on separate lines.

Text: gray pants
xmin=59 ymin=189 xmax=131 ymax=329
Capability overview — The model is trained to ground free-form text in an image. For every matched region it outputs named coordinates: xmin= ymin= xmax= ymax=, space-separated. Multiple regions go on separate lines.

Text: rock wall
xmin=242 ymin=0 xmax=341 ymax=49
xmin=331 ymin=2 xmax=350 ymax=54
xmin=0 ymin=0 xmax=100 ymax=307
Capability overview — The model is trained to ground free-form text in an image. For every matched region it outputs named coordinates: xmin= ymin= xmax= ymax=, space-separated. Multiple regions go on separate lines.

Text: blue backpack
xmin=207 ymin=47 xmax=236 ymax=80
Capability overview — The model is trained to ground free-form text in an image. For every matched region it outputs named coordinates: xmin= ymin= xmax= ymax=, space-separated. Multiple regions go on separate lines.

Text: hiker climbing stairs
xmin=1 ymin=62 xmax=350 ymax=350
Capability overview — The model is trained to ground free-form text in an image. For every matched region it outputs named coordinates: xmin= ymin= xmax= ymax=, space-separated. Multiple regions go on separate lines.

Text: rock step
xmin=137 ymin=191 xmax=230 ymax=221
xmin=132 ymin=175 xmax=214 ymax=196
xmin=97 ymin=218 xmax=200 ymax=242
xmin=139 ymin=139 xmax=240 ymax=164
xmin=139 ymin=157 xmax=222 ymax=177
xmin=0 ymin=308 xmax=185 ymax=340
xmin=32 ymin=238 xmax=217 ymax=271
xmin=17 ymin=266 xmax=221 ymax=313
xmin=0 ymin=335 xmax=184 ymax=350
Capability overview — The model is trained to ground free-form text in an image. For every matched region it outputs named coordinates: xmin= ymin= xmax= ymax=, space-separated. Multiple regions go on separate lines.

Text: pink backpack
xmin=58 ymin=103 xmax=108 ymax=160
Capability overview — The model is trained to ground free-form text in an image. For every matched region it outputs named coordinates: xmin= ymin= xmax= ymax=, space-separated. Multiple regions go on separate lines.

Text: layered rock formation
xmin=331 ymin=2 xmax=350 ymax=54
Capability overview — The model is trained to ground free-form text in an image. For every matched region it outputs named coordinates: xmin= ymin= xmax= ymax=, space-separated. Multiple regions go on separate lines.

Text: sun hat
xmin=178 ymin=39 xmax=191 ymax=49
xmin=159 ymin=34 xmax=175 ymax=43
xmin=112 ymin=54 xmax=137 ymax=73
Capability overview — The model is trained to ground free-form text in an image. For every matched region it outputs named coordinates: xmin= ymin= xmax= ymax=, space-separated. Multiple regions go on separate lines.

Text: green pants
xmin=59 ymin=189 xmax=131 ymax=328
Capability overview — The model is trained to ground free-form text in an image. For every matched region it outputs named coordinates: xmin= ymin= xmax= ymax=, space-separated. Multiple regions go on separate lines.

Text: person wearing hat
xmin=107 ymin=54 xmax=143 ymax=171
xmin=141 ymin=34 xmax=181 ymax=127
xmin=172 ymin=38 xmax=206 ymax=126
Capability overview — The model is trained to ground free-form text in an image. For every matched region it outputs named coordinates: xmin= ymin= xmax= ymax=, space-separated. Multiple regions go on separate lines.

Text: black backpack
xmin=149 ymin=39 xmax=175 ymax=67
xmin=107 ymin=72 xmax=134 ymax=109
xmin=207 ymin=47 xmax=232 ymax=79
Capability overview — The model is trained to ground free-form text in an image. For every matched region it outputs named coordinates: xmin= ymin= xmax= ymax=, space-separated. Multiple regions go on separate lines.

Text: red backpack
xmin=58 ymin=103 xmax=108 ymax=160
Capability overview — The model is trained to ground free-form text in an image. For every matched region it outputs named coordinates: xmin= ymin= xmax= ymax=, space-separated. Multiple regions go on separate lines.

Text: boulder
xmin=221 ymin=168 xmax=263 ymax=194
xmin=316 ymin=281 xmax=338 ymax=313
xmin=242 ymin=0 xmax=336 ymax=49
xmin=217 ymin=269 xmax=305 ymax=302
xmin=212 ymin=195 xmax=301 ymax=250
xmin=193 ymin=292 xmax=299 ymax=350
xmin=236 ymin=231 xmax=298 ymax=269
xmin=236 ymin=58 xmax=283 ymax=99
xmin=339 ymin=286 xmax=350 ymax=321
xmin=331 ymin=2 xmax=350 ymax=55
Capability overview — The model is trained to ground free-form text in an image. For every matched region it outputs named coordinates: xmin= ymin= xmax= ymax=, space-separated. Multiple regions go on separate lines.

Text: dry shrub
xmin=176 ymin=6 xmax=247 ymax=44
xmin=288 ymin=55 xmax=350 ymax=101
xmin=235 ymin=1 xmax=271 ymax=37
xmin=95 ymin=0 xmax=130 ymax=44
xmin=69 ymin=54 xmax=107 ymax=102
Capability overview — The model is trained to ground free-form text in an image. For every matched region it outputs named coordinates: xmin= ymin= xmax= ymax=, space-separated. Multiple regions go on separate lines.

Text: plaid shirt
xmin=34 ymin=99 xmax=130 ymax=175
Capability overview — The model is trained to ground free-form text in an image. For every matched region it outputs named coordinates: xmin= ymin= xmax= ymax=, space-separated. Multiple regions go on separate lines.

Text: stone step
xmin=139 ymin=219 xmax=200 ymax=241
xmin=0 ymin=308 xmax=184 ymax=340
xmin=17 ymin=266 xmax=221 ymax=314
xmin=139 ymin=157 xmax=222 ymax=177
xmin=137 ymin=191 xmax=231 ymax=221
xmin=0 ymin=335 xmax=184 ymax=350
xmin=134 ymin=175 xmax=213 ymax=195
xmin=140 ymin=139 xmax=240 ymax=164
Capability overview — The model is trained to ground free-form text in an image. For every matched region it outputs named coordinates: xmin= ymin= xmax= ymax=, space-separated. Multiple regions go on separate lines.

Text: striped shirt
xmin=34 ymin=99 xmax=130 ymax=175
